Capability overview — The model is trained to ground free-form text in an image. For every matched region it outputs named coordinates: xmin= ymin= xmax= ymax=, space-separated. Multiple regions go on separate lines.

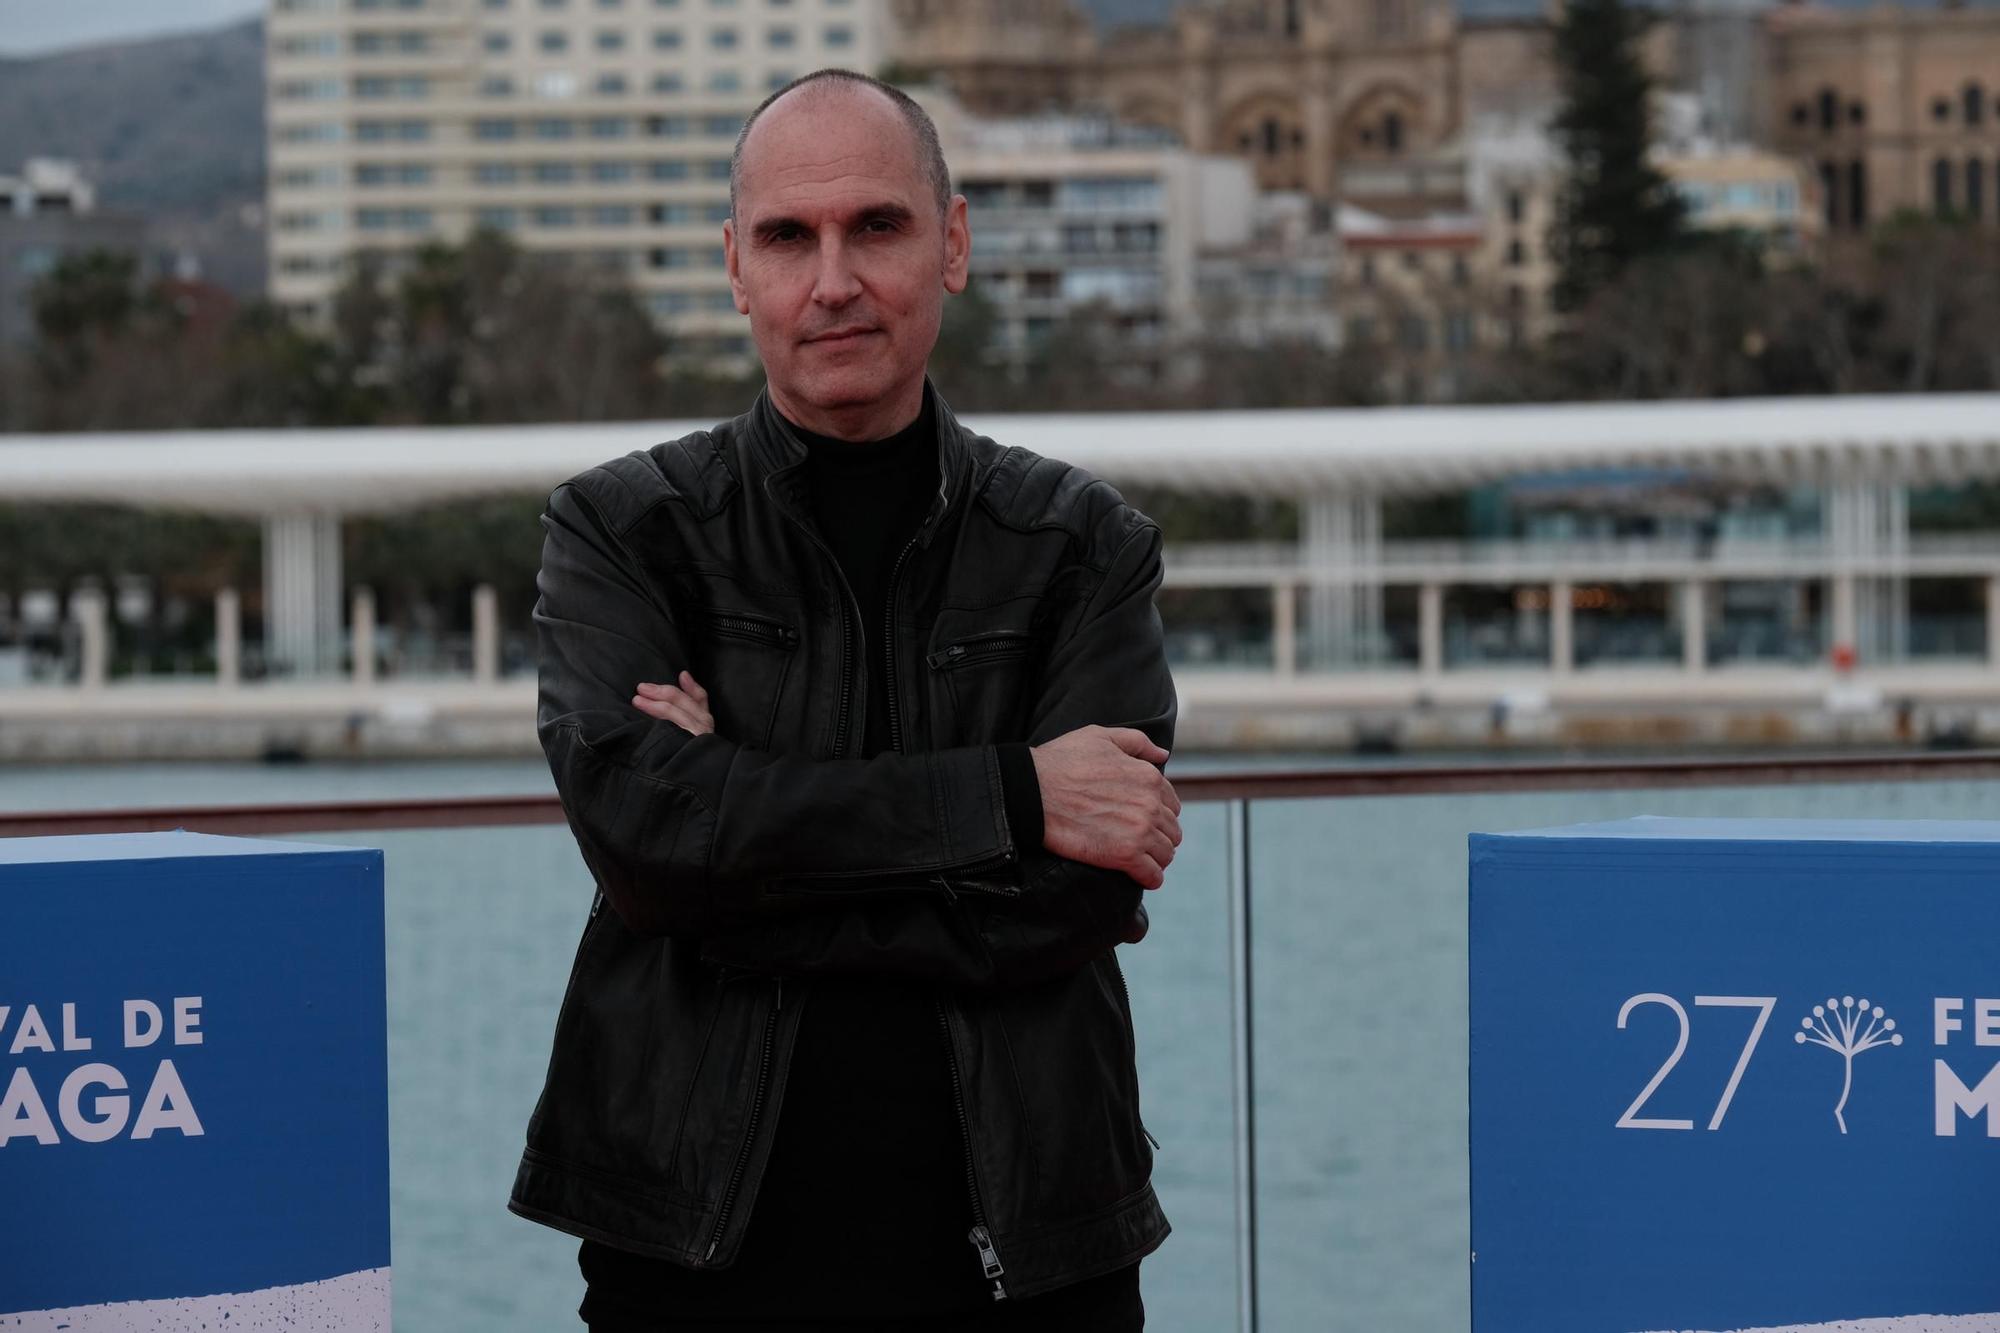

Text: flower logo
xmin=1794 ymin=995 xmax=1902 ymax=1134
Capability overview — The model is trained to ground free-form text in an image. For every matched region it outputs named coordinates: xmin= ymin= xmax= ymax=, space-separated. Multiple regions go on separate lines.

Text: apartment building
xmin=264 ymin=0 xmax=887 ymax=356
xmin=922 ymin=93 xmax=1259 ymax=381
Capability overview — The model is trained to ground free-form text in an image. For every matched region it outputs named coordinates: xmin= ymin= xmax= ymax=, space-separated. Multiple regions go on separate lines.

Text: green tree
xmin=1547 ymin=0 xmax=1687 ymax=313
xmin=28 ymin=250 xmax=171 ymax=394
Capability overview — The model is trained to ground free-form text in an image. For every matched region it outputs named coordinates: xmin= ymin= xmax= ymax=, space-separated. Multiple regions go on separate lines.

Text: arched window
xmin=1261 ymin=117 xmax=1281 ymax=157
xmin=1819 ymin=160 xmax=1839 ymax=230
xmin=1284 ymin=0 xmax=1301 ymax=37
xmin=1847 ymin=158 xmax=1867 ymax=230
xmin=1934 ymin=156 xmax=1954 ymax=215
xmin=1970 ymin=158 xmax=1987 ymax=221
xmin=1966 ymin=82 xmax=1986 ymax=127
xmin=1818 ymin=87 xmax=1839 ymax=132
xmin=1383 ymin=110 xmax=1404 ymax=154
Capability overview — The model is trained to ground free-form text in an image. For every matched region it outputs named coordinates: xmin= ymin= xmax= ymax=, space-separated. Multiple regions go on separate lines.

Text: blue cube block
xmin=1471 ymin=816 xmax=2000 ymax=1333
xmin=1 ymin=830 xmax=391 ymax=1328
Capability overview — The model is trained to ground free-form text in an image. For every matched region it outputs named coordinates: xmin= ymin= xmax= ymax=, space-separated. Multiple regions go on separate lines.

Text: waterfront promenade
xmin=8 ymin=393 xmax=2000 ymax=758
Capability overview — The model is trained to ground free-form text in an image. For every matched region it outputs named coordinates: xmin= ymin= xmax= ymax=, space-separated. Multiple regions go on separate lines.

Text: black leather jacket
xmin=508 ymin=381 xmax=1177 ymax=1301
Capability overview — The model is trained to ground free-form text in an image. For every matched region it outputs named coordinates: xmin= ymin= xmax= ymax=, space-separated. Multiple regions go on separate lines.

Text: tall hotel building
xmin=264 ymin=0 xmax=887 ymax=356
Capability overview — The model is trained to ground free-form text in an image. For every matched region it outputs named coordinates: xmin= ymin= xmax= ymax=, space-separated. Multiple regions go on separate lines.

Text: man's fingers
xmin=1153 ymin=806 xmax=1182 ymax=848
xmin=1106 ymin=727 xmax=1169 ymax=765
xmin=632 ymin=690 xmax=713 ymax=735
xmin=638 ymin=681 xmax=711 ymax=720
xmin=678 ymin=670 xmax=708 ymax=704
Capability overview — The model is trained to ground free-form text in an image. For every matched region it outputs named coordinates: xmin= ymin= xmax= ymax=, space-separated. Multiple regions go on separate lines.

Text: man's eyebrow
xmin=748 ymin=202 xmax=917 ymax=243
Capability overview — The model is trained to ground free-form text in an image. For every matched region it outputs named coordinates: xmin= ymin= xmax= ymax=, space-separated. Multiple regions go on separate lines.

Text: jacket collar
xmin=749 ymin=375 xmax=971 ymax=552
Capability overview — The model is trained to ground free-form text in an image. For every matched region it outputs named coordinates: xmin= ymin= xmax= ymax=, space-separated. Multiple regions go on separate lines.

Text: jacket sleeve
xmin=536 ymin=478 xmax=1021 ymax=939
xmin=697 ymin=510 xmax=1177 ymax=991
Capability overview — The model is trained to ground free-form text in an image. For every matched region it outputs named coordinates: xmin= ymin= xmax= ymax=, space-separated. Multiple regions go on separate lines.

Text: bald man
xmin=513 ymin=69 xmax=1182 ymax=1332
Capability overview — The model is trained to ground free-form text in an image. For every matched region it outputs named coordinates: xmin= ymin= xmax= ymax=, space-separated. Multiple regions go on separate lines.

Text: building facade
xmin=926 ymin=93 xmax=1261 ymax=378
xmin=1765 ymin=2 xmax=2000 ymax=238
xmin=263 ymin=0 xmax=889 ymax=354
xmin=0 ymin=159 xmax=148 ymax=346
xmin=892 ymin=0 xmax=1474 ymax=200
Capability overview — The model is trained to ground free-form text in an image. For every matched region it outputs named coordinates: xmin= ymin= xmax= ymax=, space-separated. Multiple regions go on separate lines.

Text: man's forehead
xmin=737 ymin=84 xmax=925 ymax=208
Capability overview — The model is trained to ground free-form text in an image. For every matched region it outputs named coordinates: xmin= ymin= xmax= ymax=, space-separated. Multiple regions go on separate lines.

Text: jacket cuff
xmin=995 ymin=742 xmax=1044 ymax=856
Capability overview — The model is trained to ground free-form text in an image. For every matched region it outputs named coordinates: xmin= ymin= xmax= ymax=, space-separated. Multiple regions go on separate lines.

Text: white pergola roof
xmin=4 ymin=392 xmax=1999 ymax=515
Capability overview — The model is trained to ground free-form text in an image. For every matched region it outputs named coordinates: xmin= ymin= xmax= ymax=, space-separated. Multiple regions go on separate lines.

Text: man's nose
xmin=810 ymin=234 xmax=862 ymax=307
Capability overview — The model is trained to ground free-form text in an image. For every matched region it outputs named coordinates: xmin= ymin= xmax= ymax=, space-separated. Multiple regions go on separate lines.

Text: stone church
xmin=887 ymin=0 xmax=1563 ymax=199
xmin=889 ymin=0 xmax=2000 ymax=229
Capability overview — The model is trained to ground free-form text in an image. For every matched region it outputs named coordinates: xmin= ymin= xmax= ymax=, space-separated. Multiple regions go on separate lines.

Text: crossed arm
xmin=535 ymin=478 xmax=1180 ymax=992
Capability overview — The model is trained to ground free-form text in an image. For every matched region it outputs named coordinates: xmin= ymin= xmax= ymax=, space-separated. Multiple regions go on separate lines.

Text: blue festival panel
xmin=0 ymin=830 xmax=391 ymax=1324
xmin=1471 ymin=817 xmax=2000 ymax=1333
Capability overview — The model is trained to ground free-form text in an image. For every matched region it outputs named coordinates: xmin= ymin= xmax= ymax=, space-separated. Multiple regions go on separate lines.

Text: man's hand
xmin=632 ymin=670 xmax=715 ymax=736
xmin=1030 ymin=725 xmax=1181 ymax=890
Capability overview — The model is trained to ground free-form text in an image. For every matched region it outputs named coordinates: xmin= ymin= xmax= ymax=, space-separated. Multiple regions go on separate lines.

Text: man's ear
xmin=723 ymin=218 xmax=750 ymax=315
xmin=942 ymin=195 xmax=970 ymax=295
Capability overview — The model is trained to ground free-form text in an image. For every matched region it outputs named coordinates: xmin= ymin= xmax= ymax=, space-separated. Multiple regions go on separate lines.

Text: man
xmin=511 ymin=68 xmax=1184 ymax=1330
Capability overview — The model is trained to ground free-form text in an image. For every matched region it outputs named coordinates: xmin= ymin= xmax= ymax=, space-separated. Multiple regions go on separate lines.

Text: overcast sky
xmin=0 ymin=0 xmax=261 ymax=58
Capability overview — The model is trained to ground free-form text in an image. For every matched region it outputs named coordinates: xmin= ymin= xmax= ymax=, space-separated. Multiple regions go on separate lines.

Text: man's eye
xmin=861 ymin=218 xmax=898 ymax=235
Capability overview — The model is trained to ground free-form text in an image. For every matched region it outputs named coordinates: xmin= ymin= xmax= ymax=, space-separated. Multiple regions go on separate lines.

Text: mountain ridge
xmin=0 ymin=16 xmax=266 ymax=296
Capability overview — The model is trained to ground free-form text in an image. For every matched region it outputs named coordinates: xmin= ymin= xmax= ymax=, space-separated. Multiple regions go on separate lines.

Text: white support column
xmin=1832 ymin=572 xmax=1858 ymax=666
xmin=1680 ymin=579 xmax=1706 ymax=673
xmin=1302 ymin=490 xmax=1384 ymax=669
xmin=1886 ymin=483 xmax=1909 ymax=661
xmin=1419 ymin=582 xmax=1444 ymax=679
xmin=262 ymin=510 xmax=344 ymax=678
xmin=1549 ymin=580 xmax=1573 ymax=675
xmin=352 ymin=586 xmax=376 ymax=688
xmin=71 ymin=585 xmax=108 ymax=690
xmin=1271 ymin=579 xmax=1296 ymax=678
xmin=1823 ymin=475 xmax=1908 ymax=667
xmin=215 ymin=588 xmax=240 ymax=688
xmin=1357 ymin=493 xmax=1382 ymax=662
xmin=472 ymin=583 xmax=499 ymax=684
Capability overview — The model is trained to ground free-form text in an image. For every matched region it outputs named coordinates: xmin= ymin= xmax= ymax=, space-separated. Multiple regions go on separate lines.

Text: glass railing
xmin=8 ymin=752 xmax=2000 ymax=1332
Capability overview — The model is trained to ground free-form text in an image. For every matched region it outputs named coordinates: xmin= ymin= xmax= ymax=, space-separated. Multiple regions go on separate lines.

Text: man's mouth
xmin=807 ymin=327 xmax=878 ymax=346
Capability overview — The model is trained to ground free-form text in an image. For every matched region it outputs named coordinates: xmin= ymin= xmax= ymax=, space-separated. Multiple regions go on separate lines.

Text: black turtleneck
xmin=574 ymin=391 xmax=1154 ymax=1330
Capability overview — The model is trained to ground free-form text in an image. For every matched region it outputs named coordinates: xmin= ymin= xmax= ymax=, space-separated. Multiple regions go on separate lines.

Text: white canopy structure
xmin=6 ymin=392 xmax=1999 ymax=674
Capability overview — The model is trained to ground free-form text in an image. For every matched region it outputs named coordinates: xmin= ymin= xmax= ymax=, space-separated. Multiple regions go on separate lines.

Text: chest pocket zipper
xmin=926 ymin=628 xmax=1035 ymax=670
xmin=698 ymin=606 xmax=799 ymax=650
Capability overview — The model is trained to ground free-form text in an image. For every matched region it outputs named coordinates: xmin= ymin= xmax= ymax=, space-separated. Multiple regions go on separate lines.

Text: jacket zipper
xmin=936 ymin=997 xmax=1008 ymax=1301
xmin=1106 ymin=951 xmax=1162 ymax=1152
xmin=700 ymin=608 xmax=799 ymax=650
xmin=768 ymin=490 xmax=864 ymax=758
xmin=884 ymin=532 xmax=919 ymax=755
xmin=925 ymin=629 xmax=1034 ymax=671
xmin=895 ymin=532 xmax=1009 ymax=1299
xmin=700 ymin=974 xmax=783 ymax=1265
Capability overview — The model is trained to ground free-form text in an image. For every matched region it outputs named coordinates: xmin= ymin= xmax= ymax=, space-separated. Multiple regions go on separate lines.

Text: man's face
xmin=724 ymin=84 xmax=970 ymax=436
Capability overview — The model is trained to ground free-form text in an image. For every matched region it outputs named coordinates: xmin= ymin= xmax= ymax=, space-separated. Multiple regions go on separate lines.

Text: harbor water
xmin=5 ymin=755 xmax=1993 ymax=1331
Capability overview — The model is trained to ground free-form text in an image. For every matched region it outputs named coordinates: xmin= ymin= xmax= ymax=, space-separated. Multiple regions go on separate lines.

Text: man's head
xmin=724 ymin=69 xmax=970 ymax=441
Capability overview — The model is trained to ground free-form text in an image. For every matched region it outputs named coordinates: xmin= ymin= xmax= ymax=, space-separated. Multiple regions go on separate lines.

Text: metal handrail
xmin=8 ymin=749 xmax=2000 ymax=838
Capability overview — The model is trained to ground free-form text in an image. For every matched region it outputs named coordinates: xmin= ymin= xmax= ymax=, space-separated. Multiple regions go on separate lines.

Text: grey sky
xmin=0 ymin=0 xmax=260 ymax=58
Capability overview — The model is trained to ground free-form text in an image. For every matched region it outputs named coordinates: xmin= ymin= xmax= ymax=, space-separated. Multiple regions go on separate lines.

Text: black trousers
xmin=580 ymin=1260 xmax=1144 ymax=1332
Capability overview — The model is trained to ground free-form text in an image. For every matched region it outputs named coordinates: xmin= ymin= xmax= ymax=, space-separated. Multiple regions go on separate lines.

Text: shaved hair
xmin=728 ymin=68 xmax=953 ymax=226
